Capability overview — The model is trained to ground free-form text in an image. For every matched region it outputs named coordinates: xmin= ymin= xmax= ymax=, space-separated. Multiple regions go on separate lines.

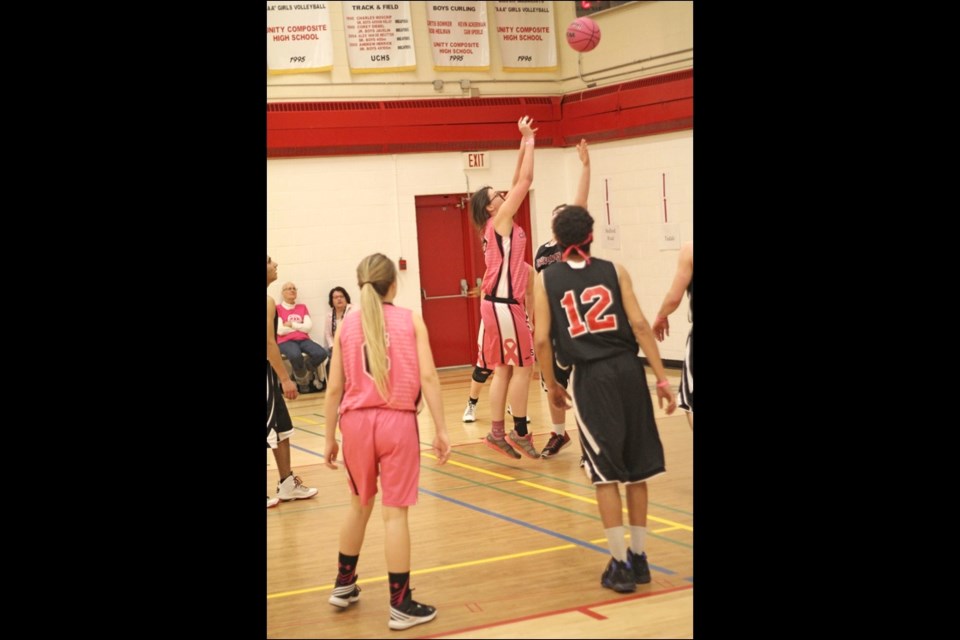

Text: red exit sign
xmin=462 ymin=151 xmax=489 ymax=170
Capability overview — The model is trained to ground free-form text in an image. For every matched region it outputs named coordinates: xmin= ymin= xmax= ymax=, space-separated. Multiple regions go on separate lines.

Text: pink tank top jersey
xmin=480 ymin=219 xmax=528 ymax=301
xmin=338 ymin=304 xmax=421 ymax=412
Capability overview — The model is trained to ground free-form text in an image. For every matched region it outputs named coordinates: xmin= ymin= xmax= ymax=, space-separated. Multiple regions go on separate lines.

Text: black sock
xmin=337 ymin=552 xmax=359 ymax=585
xmin=514 ymin=416 xmax=529 ymax=436
xmin=468 ymin=397 xmax=478 ymax=405
xmin=388 ymin=572 xmax=410 ymax=606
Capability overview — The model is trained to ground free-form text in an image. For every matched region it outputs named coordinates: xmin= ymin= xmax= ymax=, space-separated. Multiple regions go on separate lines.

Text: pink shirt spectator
xmin=276 ymin=303 xmax=311 ymax=343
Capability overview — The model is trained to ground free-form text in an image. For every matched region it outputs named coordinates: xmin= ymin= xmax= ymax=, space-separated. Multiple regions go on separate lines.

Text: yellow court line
xmin=652 ymin=526 xmax=685 ymax=534
xmin=268 ymin=544 xmax=575 ymax=600
xmin=292 ymin=415 xmax=321 ymax=425
xmin=645 ymin=515 xmax=692 ymax=531
xmin=518 ymin=479 xmax=596 ymax=502
xmin=422 ymin=452 xmax=692 ymax=532
xmin=437 ymin=456 xmax=516 ymax=481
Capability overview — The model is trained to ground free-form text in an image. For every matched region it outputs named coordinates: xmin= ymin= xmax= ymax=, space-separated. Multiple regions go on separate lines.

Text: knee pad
xmin=472 ymin=366 xmax=493 ymax=383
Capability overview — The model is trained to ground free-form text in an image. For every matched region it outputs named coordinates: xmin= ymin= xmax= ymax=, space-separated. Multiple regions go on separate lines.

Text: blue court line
xmin=422 ymin=464 xmax=692 ymax=550
xmin=282 ymin=435 xmax=689 ymax=567
xmin=418 ymin=487 xmax=677 ymax=576
xmin=290 ymin=443 xmax=325 ymax=457
xmin=283 ymin=435 xmax=691 ymax=551
xmin=299 ymin=417 xmax=694 ymax=519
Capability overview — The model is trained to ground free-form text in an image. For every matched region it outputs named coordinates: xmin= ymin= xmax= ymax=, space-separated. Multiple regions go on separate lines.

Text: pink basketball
xmin=566 ymin=17 xmax=601 ymax=53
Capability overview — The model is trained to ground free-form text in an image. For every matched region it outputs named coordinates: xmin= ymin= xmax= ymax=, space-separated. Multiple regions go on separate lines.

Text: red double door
xmin=415 ymin=193 xmax=532 ymax=368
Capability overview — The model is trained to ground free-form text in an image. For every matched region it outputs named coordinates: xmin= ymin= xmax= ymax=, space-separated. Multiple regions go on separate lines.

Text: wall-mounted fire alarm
xmin=398 ymin=258 xmax=407 ymax=271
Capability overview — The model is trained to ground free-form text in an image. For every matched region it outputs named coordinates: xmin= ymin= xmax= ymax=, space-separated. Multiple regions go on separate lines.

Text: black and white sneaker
xmin=388 ymin=590 xmax=437 ymax=630
xmin=329 ymin=578 xmax=361 ymax=608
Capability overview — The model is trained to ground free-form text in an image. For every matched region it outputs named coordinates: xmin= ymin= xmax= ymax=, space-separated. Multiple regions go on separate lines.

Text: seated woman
xmin=277 ymin=282 xmax=329 ymax=393
xmin=323 ymin=286 xmax=357 ymax=365
xmin=324 ymin=286 xmax=356 ymax=348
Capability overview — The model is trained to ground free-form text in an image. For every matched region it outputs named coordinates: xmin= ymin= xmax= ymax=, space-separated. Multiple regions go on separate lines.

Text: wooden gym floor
xmin=267 ymin=366 xmax=693 ymax=639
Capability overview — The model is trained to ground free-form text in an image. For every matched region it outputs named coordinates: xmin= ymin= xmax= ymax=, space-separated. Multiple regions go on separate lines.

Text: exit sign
xmin=463 ymin=151 xmax=489 ymax=170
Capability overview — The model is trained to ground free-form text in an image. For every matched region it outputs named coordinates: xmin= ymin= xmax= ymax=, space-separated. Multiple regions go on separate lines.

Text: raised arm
xmin=267 ymin=296 xmax=298 ymax=400
xmin=616 ymin=264 xmax=677 ymax=414
xmin=572 ymin=139 xmax=590 ymax=207
xmin=510 ymin=135 xmax=525 ymax=189
xmin=652 ymin=241 xmax=693 ymax=341
xmin=493 ymin=116 xmax=537 ymax=237
xmin=413 ymin=312 xmax=451 ymax=464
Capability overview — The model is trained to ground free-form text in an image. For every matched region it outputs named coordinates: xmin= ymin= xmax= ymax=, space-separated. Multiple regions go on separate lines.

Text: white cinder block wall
xmin=267 ymin=131 xmax=692 ymax=360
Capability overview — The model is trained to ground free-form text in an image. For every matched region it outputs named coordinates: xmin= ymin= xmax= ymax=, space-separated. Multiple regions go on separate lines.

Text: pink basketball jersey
xmin=338 ymin=304 xmax=421 ymax=412
xmin=480 ymin=219 xmax=528 ymax=302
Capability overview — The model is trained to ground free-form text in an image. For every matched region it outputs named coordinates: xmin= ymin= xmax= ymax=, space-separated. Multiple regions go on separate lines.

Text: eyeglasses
xmin=491 ymin=190 xmax=507 ymax=202
xmin=282 ymin=286 xmax=297 ymax=291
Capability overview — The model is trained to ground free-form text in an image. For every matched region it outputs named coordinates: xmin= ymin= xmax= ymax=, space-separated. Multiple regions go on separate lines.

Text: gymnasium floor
xmin=267 ymin=365 xmax=692 ymax=639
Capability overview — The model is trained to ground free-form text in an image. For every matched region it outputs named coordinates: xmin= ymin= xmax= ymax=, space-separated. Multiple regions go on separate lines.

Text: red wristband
xmin=656 ymin=380 xmax=670 ymax=388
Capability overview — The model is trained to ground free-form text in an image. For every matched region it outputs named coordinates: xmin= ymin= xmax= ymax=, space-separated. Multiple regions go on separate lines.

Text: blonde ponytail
xmin=356 ymin=253 xmax=397 ymax=400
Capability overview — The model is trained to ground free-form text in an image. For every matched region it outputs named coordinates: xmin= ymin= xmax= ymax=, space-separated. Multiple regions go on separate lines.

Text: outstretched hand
xmin=518 ymin=115 xmax=537 ymax=138
xmin=652 ymin=316 xmax=669 ymax=342
xmin=577 ymin=139 xmax=590 ymax=165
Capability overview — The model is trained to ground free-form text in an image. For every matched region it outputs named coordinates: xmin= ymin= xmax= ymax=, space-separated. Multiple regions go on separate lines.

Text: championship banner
xmin=427 ymin=1 xmax=490 ymax=71
xmin=267 ymin=2 xmax=334 ymax=75
xmin=342 ymin=2 xmax=416 ymax=73
xmin=492 ymin=1 xmax=557 ymax=72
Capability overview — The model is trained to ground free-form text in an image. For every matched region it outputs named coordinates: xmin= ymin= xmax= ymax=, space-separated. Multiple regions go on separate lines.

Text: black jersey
xmin=534 ymin=241 xmax=563 ymax=273
xmin=687 ymin=274 xmax=693 ymax=322
xmin=542 ymin=258 xmax=638 ymax=367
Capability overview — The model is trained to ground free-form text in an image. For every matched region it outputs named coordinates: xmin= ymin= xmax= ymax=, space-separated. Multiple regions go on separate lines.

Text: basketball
xmin=566 ymin=17 xmax=601 ymax=53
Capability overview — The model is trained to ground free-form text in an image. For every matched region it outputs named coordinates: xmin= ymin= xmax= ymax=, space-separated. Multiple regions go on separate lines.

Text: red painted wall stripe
xmin=267 ymin=70 xmax=692 ymax=158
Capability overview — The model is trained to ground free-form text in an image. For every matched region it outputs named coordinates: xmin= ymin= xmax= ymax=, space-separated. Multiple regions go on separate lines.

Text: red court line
xmin=577 ymin=607 xmax=607 ymax=620
xmin=415 ymin=583 xmax=693 ymax=638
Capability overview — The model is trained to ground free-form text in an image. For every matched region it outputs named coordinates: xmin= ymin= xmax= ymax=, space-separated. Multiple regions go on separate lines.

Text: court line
xmin=418 ymin=487 xmax=678 ymax=576
xmin=419 ymin=463 xmax=691 ymax=548
xmin=415 ymin=584 xmax=694 ymax=639
xmin=268 ymin=544 xmax=579 ymax=599
xmin=446 ymin=444 xmax=694 ymax=518
xmin=275 ymin=439 xmax=692 ymax=546
xmin=290 ymin=443 xmax=325 ymax=458
xmin=425 ymin=453 xmax=692 ymax=532
xmin=268 ymin=488 xmax=684 ymax=601
xmin=268 ymin=584 xmax=692 ymax=635
xmin=297 ymin=414 xmax=693 ymax=518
